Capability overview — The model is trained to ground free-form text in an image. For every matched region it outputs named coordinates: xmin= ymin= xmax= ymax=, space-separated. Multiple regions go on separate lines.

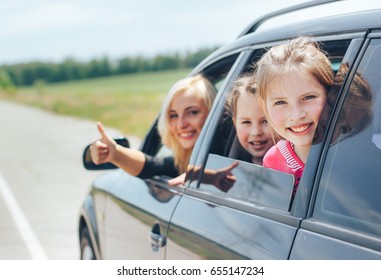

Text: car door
xmin=99 ymin=120 xmax=182 ymax=259
xmin=290 ymin=33 xmax=381 ymax=259
xmin=166 ymin=36 xmax=360 ymax=259
xmin=101 ymin=53 xmax=240 ymax=259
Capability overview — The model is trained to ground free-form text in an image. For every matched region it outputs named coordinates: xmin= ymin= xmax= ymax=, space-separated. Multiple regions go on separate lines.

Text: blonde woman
xmin=91 ymin=75 xmax=217 ymax=178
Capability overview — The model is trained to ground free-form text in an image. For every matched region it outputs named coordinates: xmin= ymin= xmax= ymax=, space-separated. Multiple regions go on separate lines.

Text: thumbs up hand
xmin=90 ymin=122 xmax=117 ymax=165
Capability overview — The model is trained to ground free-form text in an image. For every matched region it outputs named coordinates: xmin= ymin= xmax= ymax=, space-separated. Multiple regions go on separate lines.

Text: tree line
xmin=0 ymin=47 xmax=218 ymax=90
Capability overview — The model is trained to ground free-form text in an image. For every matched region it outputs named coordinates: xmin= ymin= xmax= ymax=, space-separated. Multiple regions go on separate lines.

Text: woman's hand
xmin=90 ymin=122 xmax=117 ymax=164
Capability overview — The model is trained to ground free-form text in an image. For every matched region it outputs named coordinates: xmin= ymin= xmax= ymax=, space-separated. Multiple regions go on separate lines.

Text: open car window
xmin=143 ymin=54 xmax=240 ymax=160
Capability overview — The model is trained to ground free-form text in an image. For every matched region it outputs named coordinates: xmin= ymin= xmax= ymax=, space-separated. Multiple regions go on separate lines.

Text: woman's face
xmin=234 ymin=92 xmax=273 ymax=163
xmin=168 ymin=88 xmax=209 ymax=150
xmin=266 ymin=70 xmax=326 ymax=150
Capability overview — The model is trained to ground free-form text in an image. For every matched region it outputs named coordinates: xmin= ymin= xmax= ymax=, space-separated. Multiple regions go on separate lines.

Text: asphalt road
xmin=0 ymin=100 xmax=140 ymax=260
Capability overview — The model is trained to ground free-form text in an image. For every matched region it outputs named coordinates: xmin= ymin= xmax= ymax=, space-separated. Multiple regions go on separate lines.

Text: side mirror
xmin=82 ymin=137 xmax=130 ymax=170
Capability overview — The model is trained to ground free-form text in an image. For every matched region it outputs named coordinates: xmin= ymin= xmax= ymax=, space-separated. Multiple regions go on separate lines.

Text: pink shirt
xmin=263 ymin=140 xmax=305 ymax=195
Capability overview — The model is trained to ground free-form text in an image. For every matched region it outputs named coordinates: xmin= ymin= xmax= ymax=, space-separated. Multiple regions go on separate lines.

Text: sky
xmin=0 ymin=0 xmax=304 ymax=65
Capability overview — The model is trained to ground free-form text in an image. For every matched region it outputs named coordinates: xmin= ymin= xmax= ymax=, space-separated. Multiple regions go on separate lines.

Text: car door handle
xmin=149 ymin=222 xmax=167 ymax=252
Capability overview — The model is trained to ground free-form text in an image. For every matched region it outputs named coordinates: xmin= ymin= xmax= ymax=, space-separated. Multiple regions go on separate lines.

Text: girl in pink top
xmin=255 ymin=37 xmax=334 ymax=194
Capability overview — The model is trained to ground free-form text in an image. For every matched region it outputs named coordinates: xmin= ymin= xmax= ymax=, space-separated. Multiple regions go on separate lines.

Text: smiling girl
xmin=227 ymin=73 xmax=273 ymax=165
xmin=255 ymin=37 xmax=334 ymax=192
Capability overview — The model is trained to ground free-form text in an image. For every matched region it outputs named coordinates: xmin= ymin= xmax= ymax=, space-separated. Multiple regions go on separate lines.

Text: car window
xmin=144 ymin=54 xmax=240 ymax=160
xmin=193 ymin=39 xmax=352 ymax=211
xmin=313 ymin=38 xmax=381 ymax=237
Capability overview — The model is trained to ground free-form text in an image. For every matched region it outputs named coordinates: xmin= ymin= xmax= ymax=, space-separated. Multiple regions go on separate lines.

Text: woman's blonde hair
xmin=255 ymin=36 xmax=334 ymax=142
xmin=157 ymin=74 xmax=217 ymax=173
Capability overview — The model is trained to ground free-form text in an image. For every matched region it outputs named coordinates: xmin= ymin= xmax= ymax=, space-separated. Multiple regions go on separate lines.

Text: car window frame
xmin=184 ymin=51 xmax=254 ymax=183
xmin=140 ymin=53 xmax=241 ymax=159
xmin=144 ymin=51 xmax=244 ymax=196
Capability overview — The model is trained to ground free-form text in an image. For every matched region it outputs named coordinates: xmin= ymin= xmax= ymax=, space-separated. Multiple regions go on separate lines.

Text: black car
xmin=78 ymin=1 xmax=381 ymax=259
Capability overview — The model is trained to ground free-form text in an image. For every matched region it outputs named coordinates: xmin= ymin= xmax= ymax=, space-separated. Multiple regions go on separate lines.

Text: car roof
xmin=241 ymin=0 xmax=381 ymax=36
xmin=193 ymin=1 xmax=381 ymax=72
xmin=238 ymin=0 xmax=338 ymax=37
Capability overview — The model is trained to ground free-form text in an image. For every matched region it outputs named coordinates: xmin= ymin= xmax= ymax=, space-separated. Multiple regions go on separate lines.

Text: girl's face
xmin=234 ymin=92 xmax=273 ymax=163
xmin=266 ymin=70 xmax=326 ymax=150
xmin=168 ymin=88 xmax=209 ymax=150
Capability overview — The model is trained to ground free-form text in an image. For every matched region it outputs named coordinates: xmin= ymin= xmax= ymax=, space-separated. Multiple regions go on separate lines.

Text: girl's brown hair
xmin=226 ymin=73 xmax=257 ymax=120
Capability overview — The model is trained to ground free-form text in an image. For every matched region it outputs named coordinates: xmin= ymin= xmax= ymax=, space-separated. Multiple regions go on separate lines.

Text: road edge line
xmin=0 ymin=172 xmax=48 ymax=260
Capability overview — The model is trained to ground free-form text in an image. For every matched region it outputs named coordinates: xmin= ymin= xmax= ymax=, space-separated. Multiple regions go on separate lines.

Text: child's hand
xmin=213 ymin=161 xmax=239 ymax=192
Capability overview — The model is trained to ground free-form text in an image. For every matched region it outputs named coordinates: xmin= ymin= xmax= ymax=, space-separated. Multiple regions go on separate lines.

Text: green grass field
xmin=0 ymin=69 xmax=191 ymax=138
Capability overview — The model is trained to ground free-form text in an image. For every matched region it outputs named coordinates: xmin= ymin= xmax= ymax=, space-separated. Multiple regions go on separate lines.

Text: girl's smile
xmin=288 ymin=122 xmax=313 ymax=134
xmin=266 ymin=69 xmax=326 ymax=159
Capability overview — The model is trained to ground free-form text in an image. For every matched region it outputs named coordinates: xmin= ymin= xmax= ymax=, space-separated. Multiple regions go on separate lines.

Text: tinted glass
xmin=314 ymin=39 xmax=381 ymax=236
xmin=203 ymin=154 xmax=294 ymax=211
